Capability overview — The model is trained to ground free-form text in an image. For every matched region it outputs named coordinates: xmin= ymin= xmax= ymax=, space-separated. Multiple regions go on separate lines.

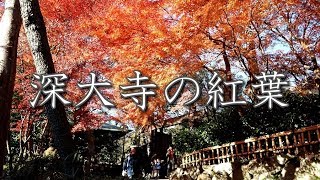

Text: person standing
xmin=155 ymin=159 xmax=161 ymax=178
xmin=166 ymin=146 xmax=176 ymax=177
xmin=152 ymin=158 xmax=161 ymax=178
xmin=122 ymin=147 xmax=141 ymax=179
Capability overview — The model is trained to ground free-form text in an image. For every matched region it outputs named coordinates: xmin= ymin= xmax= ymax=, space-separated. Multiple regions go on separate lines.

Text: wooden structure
xmin=182 ymin=124 xmax=320 ymax=168
xmin=150 ymin=129 xmax=172 ymax=160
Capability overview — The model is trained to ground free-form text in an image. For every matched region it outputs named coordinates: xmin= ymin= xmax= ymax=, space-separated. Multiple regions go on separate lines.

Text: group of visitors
xmin=122 ymin=146 xmax=176 ymax=179
xmin=151 ymin=158 xmax=161 ymax=178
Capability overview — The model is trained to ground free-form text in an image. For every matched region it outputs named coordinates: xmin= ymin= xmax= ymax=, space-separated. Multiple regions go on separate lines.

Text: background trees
xmin=171 ymin=92 xmax=319 ymax=155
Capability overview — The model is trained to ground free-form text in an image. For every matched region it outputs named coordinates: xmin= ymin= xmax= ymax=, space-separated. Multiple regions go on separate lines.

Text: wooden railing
xmin=181 ymin=124 xmax=320 ymax=168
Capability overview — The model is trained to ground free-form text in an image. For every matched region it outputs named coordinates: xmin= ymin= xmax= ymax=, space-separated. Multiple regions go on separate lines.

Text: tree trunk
xmin=19 ymin=0 xmax=76 ymax=176
xmin=222 ymin=42 xmax=231 ymax=101
xmin=0 ymin=0 xmax=21 ymax=176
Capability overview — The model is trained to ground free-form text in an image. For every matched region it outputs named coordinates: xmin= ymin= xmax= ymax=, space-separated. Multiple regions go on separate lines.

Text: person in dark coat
xmin=122 ymin=147 xmax=142 ymax=179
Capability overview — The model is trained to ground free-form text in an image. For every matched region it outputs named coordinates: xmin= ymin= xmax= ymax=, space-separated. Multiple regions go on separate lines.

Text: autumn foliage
xmin=3 ymin=0 xmax=319 ymax=132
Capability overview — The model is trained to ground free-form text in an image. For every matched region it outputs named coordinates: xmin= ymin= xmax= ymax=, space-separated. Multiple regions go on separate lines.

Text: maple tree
xmin=265 ymin=0 xmax=320 ymax=93
xmin=165 ymin=0 xmax=319 ymax=95
xmin=19 ymin=0 xmax=77 ymax=176
xmin=19 ymin=0 xmax=204 ymax=129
